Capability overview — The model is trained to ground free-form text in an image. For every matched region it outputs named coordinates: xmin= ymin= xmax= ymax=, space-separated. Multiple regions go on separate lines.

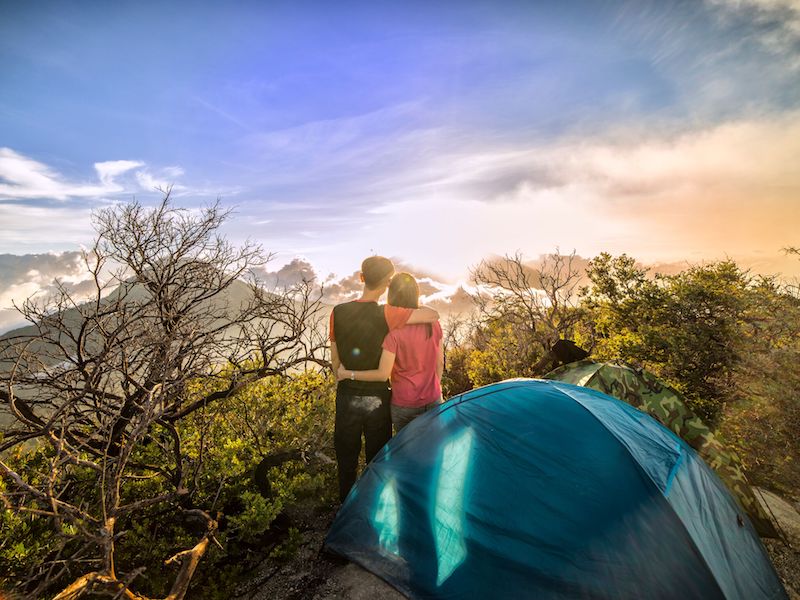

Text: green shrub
xmin=1 ymin=370 xmax=337 ymax=599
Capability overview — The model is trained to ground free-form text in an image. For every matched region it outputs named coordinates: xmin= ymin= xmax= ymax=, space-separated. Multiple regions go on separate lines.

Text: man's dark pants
xmin=334 ymin=387 xmax=392 ymax=502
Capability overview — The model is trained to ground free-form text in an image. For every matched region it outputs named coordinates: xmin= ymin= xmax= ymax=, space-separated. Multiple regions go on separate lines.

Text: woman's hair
xmin=388 ymin=273 xmax=431 ymax=337
xmin=387 ymin=272 xmax=419 ymax=308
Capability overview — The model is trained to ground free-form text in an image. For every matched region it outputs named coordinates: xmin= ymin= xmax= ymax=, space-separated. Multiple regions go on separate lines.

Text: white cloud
xmin=0 ymin=148 xmax=133 ymax=200
xmin=710 ymin=0 xmax=800 ymax=25
xmin=134 ymin=166 xmax=190 ymax=195
xmin=0 ymin=148 xmax=191 ymax=202
xmin=0 ymin=203 xmax=96 ymax=250
xmin=0 ymin=148 xmax=118 ymax=200
xmin=362 ymin=112 xmax=800 ymax=205
xmin=163 ymin=166 xmax=185 ymax=178
xmin=0 ymin=251 xmax=97 ymax=334
xmin=252 ymin=258 xmax=318 ymax=290
xmin=0 ymin=251 xmax=84 ymax=288
xmin=241 ymin=102 xmax=425 ymax=184
xmin=707 ymin=0 xmax=800 ymax=66
xmin=321 ymin=113 xmax=800 ymax=276
xmin=94 ymin=160 xmax=144 ymax=187
xmin=135 ymin=170 xmax=176 ymax=193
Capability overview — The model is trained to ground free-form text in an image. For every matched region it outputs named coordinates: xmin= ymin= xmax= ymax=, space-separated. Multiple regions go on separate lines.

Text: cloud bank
xmin=346 ymin=112 xmax=800 ymax=275
xmin=3 ymin=249 xmax=798 ymax=336
xmin=0 ymin=252 xmax=94 ymax=333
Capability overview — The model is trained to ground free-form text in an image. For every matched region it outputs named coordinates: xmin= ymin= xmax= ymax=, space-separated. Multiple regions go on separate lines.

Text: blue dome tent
xmin=325 ymin=380 xmax=787 ymax=599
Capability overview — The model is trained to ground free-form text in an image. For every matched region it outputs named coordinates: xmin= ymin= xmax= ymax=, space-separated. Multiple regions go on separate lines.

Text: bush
xmin=0 ymin=371 xmax=338 ymax=599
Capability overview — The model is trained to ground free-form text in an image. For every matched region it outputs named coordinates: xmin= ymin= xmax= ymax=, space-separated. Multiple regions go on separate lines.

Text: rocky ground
xmin=232 ymin=506 xmax=401 ymax=600
xmin=756 ymin=489 xmax=800 ymax=599
xmin=233 ymin=491 xmax=800 ymax=600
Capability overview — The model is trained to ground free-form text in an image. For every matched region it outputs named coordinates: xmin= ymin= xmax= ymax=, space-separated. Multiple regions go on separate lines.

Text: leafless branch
xmin=469 ymin=250 xmax=584 ymax=375
xmin=0 ymin=193 xmax=327 ymax=598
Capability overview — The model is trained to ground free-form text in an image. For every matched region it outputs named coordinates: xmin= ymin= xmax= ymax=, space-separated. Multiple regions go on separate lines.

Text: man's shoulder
xmin=333 ymin=300 xmax=383 ymax=318
xmin=334 ymin=299 xmax=378 ymax=309
xmin=333 ymin=299 xmax=380 ymax=306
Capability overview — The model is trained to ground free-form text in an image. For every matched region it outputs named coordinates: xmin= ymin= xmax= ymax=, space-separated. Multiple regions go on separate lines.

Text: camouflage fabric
xmin=544 ymin=360 xmax=778 ymax=537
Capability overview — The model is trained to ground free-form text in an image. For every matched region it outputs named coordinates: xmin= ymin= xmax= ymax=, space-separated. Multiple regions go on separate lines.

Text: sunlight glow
xmin=374 ymin=477 xmax=401 ymax=557
xmin=434 ymin=428 xmax=474 ymax=586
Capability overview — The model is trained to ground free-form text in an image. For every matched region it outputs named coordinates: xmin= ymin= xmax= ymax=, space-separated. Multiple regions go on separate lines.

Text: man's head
xmin=360 ymin=256 xmax=395 ymax=292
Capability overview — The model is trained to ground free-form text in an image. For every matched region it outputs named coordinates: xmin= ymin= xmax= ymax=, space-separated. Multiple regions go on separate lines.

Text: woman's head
xmin=388 ymin=272 xmax=419 ymax=309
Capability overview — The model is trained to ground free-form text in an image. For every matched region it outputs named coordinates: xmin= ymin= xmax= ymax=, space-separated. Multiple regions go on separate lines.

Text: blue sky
xmin=1 ymin=0 xmax=799 ymax=303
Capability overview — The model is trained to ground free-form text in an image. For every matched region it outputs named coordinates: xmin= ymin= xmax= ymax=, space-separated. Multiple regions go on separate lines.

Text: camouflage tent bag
xmin=544 ymin=360 xmax=777 ymax=537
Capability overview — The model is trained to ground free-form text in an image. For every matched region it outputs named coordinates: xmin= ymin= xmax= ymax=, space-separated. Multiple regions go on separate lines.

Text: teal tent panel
xmin=545 ymin=381 xmax=684 ymax=494
xmin=326 ymin=380 xmax=787 ymax=600
xmin=668 ymin=452 xmax=784 ymax=600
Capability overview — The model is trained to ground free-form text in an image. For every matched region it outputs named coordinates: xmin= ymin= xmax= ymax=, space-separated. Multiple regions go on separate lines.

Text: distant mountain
xmin=0 ymin=278 xmax=332 ymax=376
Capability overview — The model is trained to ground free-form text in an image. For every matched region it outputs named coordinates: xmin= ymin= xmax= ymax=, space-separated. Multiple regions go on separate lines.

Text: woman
xmin=337 ymin=272 xmax=443 ymax=432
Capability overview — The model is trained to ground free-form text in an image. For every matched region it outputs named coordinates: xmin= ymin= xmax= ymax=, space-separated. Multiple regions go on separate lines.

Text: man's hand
xmin=407 ymin=306 xmax=439 ymax=325
xmin=337 ymin=364 xmax=350 ymax=382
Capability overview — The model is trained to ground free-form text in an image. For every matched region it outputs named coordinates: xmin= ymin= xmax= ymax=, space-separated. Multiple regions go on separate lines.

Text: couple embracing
xmin=329 ymin=256 xmax=443 ymax=502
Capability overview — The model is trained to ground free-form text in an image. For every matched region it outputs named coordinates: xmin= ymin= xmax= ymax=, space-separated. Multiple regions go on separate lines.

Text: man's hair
xmin=361 ymin=256 xmax=395 ymax=290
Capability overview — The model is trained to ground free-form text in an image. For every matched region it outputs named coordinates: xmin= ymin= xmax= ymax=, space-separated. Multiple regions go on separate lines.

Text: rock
xmin=312 ymin=563 xmax=406 ymax=600
xmin=754 ymin=488 xmax=800 ymax=599
xmin=753 ymin=487 xmax=800 ymax=547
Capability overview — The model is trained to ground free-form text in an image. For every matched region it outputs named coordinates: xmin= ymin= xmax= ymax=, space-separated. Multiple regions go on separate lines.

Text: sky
xmin=1 ymin=0 xmax=800 ymax=330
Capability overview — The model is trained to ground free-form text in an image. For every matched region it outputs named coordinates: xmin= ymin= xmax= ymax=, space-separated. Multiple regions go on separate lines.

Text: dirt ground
xmin=232 ymin=507 xmax=402 ymax=600
xmin=233 ymin=495 xmax=800 ymax=600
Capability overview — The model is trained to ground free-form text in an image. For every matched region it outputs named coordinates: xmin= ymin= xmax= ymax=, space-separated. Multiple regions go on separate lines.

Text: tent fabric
xmin=325 ymin=379 xmax=787 ymax=600
xmin=544 ymin=360 xmax=776 ymax=537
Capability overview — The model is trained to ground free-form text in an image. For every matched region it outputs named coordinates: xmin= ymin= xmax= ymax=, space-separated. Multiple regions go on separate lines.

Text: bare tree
xmin=470 ymin=250 xmax=585 ymax=375
xmin=783 ymin=246 xmax=800 ymax=299
xmin=0 ymin=195 xmax=328 ymax=599
xmin=438 ymin=313 xmax=476 ymax=396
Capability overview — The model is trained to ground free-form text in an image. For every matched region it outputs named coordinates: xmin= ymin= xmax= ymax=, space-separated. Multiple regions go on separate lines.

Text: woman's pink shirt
xmin=382 ymin=321 xmax=443 ymax=407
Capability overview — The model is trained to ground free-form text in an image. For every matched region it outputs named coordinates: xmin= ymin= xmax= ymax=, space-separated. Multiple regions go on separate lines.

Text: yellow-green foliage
xmin=0 ymin=447 xmax=62 ymax=589
xmin=717 ymin=336 xmax=800 ymax=495
xmin=441 ymin=345 xmax=473 ymax=397
xmin=269 ymin=526 xmax=303 ymax=561
xmin=466 ymin=320 xmax=545 ymax=387
xmin=1 ymin=370 xmax=338 ymax=599
xmin=0 ymin=492 xmax=58 ymax=585
xmin=186 ymin=369 xmax=335 ymax=461
xmin=583 ymin=256 xmax=761 ymax=423
xmin=228 ymin=490 xmax=284 ymax=543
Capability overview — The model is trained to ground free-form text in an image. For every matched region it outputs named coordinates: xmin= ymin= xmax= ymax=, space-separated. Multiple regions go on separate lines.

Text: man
xmin=330 ymin=256 xmax=439 ymax=502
